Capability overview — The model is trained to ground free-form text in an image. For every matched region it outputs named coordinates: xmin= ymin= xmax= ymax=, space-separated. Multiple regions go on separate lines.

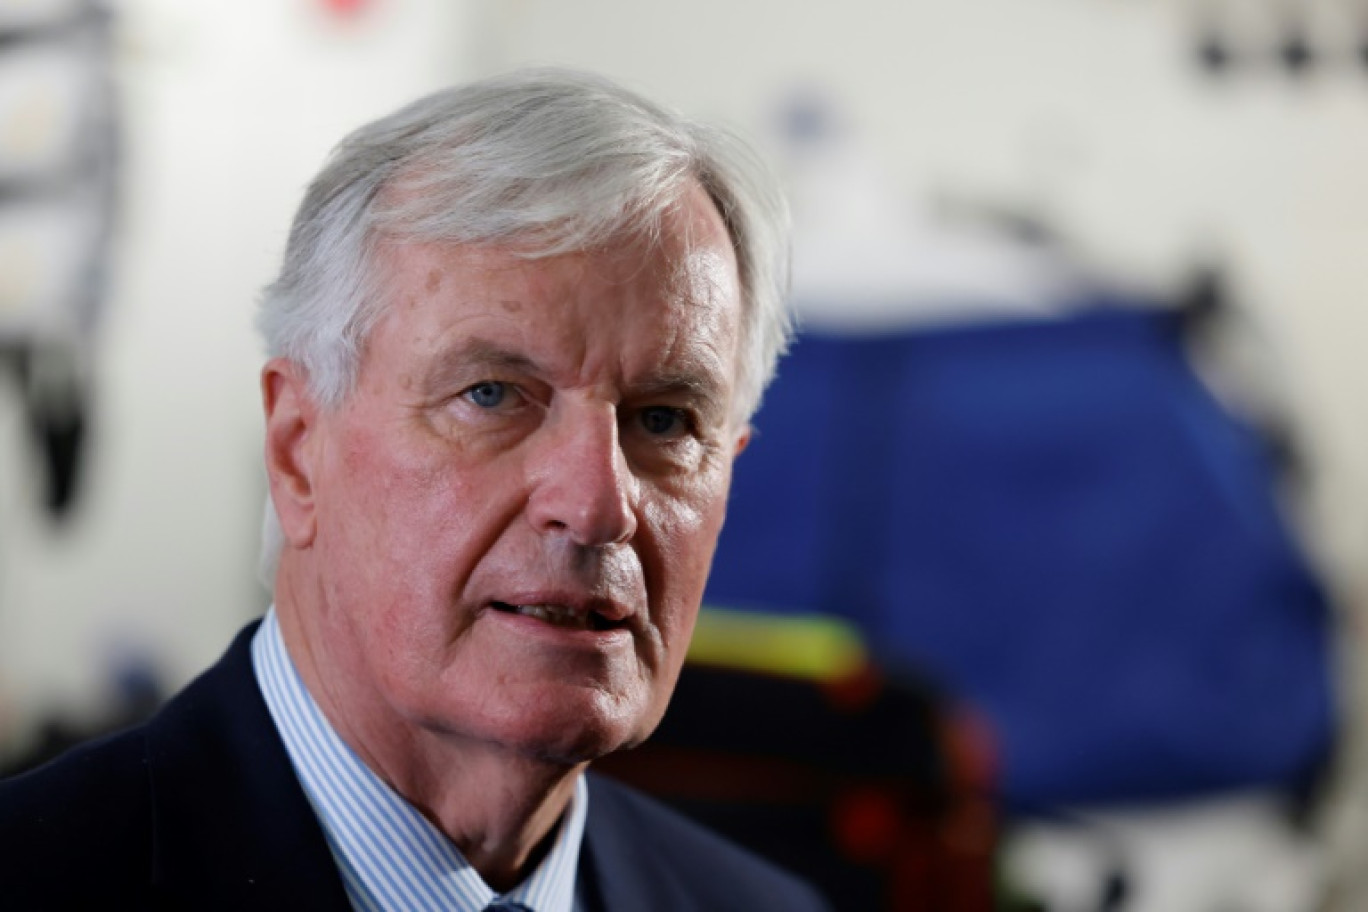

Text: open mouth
xmin=490 ymin=601 xmax=620 ymax=632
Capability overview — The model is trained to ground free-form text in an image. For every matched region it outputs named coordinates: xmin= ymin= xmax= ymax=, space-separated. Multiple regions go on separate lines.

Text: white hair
xmin=256 ymin=67 xmax=792 ymax=588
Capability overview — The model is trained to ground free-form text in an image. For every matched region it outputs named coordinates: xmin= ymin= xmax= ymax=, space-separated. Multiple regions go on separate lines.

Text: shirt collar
xmin=251 ymin=607 xmax=587 ymax=912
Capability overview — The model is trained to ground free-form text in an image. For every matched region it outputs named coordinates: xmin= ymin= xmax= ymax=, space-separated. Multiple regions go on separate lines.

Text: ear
xmin=262 ymin=358 xmax=320 ymax=550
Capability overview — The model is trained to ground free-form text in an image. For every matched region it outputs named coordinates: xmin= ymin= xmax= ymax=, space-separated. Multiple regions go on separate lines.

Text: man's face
xmin=273 ymin=183 xmax=746 ymax=764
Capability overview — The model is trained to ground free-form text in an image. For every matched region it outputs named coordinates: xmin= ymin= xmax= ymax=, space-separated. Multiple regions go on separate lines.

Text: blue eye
xmin=640 ymin=406 xmax=686 ymax=437
xmin=465 ymin=381 xmax=508 ymax=408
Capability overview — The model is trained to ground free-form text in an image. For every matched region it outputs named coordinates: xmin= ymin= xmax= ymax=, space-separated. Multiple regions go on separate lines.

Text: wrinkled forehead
xmin=368 ymin=178 xmax=741 ymax=322
xmin=362 ymin=184 xmax=744 ymax=380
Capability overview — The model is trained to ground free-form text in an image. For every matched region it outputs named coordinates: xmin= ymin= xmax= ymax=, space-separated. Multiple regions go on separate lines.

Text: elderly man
xmin=0 ymin=70 xmax=830 ymax=911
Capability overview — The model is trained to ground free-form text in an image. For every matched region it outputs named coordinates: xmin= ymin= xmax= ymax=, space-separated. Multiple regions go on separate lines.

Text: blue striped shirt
xmin=252 ymin=608 xmax=587 ymax=912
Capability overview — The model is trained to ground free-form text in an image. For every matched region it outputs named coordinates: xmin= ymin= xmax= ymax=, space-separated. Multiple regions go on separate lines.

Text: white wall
xmin=0 ymin=0 xmax=472 ymax=729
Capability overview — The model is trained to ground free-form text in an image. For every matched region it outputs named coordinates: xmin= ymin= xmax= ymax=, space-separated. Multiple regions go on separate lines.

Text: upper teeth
xmin=512 ymin=604 xmax=590 ymax=629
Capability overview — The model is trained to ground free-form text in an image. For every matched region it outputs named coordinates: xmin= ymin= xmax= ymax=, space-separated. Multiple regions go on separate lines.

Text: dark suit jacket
xmin=0 ymin=623 xmax=831 ymax=911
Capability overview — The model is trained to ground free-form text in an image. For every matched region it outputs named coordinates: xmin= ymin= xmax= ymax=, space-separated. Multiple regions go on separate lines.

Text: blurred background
xmin=0 ymin=0 xmax=1365 ymax=909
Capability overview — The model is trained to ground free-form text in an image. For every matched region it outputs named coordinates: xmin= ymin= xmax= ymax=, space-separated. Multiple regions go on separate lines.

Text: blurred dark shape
xmin=0 ymin=341 xmax=89 ymax=518
xmin=0 ymin=0 xmax=115 ymax=517
xmin=1279 ymin=21 xmax=1315 ymax=76
xmin=950 ymin=199 xmax=1059 ymax=249
xmin=1176 ymin=261 xmax=1225 ymax=334
xmin=595 ymin=637 xmax=997 ymax=912
xmin=1196 ymin=25 xmax=1235 ymax=75
xmin=1002 ymin=807 xmax=1138 ymax=912
xmin=0 ymin=658 xmax=164 ymax=779
xmin=22 ymin=342 xmax=88 ymax=516
xmin=777 ymin=86 xmax=844 ymax=151
xmin=0 ymin=0 xmax=111 ymax=39
xmin=1178 ymin=263 xmax=1301 ymax=483
xmin=31 ymin=385 xmax=86 ymax=515
xmin=1098 ymin=868 xmax=1129 ymax=912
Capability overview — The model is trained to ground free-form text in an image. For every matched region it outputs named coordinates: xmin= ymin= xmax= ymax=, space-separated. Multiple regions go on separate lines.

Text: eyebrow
xmin=452 ymin=338 xmax=540 ymax=373
xmin=633 ymin=371 xmax=719 ymax=400
xmin=419 ymin=338 xmax=542 ymax=393
xmin=632 ymin=371 xmax=729 ymax=422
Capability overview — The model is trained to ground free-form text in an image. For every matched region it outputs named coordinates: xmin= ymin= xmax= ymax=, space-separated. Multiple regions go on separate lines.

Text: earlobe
xmin=262 ymin=358 xmax=319 ymax=549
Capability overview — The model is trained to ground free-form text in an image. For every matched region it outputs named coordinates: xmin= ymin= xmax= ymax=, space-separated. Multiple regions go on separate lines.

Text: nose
xmin=526 ymin=403 xmax=639 ymax=547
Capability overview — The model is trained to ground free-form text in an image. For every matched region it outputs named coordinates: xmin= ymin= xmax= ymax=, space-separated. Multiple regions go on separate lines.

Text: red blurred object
xmin=832 ymin=787 xmax=903 ymax=864
xmin=594 ymin=659 xmax=999 ymax=912
xmin=321 ymin=0 xmax=368 ymax=18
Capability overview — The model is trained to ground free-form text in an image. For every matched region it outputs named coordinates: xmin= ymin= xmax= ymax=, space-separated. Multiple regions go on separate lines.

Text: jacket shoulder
xmin=0 ymin=725 xmax=155 ymax=902
xmin=584 ymin=773 xmax=832 ymax=911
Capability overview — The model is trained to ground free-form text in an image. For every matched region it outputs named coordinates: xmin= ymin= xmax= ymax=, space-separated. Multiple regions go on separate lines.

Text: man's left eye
xmin=639 ymin=406 xmax=688 ymax=438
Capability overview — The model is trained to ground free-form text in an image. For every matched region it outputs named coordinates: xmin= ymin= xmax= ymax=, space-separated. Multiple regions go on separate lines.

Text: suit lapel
xmin=579 ymin=773 xmax=691 ymax=912
xmin=144 ymin=622 xmax=352 ymax=911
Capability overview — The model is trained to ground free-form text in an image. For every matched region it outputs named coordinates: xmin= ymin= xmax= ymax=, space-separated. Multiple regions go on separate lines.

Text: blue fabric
xmin=706 ymin=306 xmax=1335 ymax=807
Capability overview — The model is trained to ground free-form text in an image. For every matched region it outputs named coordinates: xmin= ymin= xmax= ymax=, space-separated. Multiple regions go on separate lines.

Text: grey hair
xmin=256 ymin=67 xmax=792 ymax=588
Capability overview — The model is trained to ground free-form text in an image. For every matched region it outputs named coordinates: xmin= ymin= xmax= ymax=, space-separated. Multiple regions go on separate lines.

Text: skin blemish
xmin=425 ymin=269 xmax=443 ymax=294
xmin=500 ymin=299 xmax=523 ymax=314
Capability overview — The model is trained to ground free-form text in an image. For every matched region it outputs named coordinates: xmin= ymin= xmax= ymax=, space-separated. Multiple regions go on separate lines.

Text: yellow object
xmin=688 ymin=605 xmax=868 ymax=681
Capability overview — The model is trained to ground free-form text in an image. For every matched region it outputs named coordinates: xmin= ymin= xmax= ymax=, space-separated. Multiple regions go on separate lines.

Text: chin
xmin=499 ymin=689 xmax=667 ymax=766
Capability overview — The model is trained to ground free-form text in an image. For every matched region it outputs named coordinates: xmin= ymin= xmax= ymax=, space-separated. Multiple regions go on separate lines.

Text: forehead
xmin=364 ymin=185 xmax=743 ymax=392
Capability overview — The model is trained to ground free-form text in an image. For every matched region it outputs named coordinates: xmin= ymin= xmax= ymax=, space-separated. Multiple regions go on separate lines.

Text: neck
xmin=375 ymin=733 xmax=583 ymax=892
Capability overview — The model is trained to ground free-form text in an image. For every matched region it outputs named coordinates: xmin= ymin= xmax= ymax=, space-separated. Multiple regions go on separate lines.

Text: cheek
xmin=648 ymin=455 xmax=733 ymax=542
xmin=642 ymin=470 xmax=732 ymax=625
xmin=644 ymin=488 xmax=718 ymax=577
xmin=318 ymin=430 xmax=491 ymax=645
xmin=333 ymin=422 xmax=487 ymax=547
